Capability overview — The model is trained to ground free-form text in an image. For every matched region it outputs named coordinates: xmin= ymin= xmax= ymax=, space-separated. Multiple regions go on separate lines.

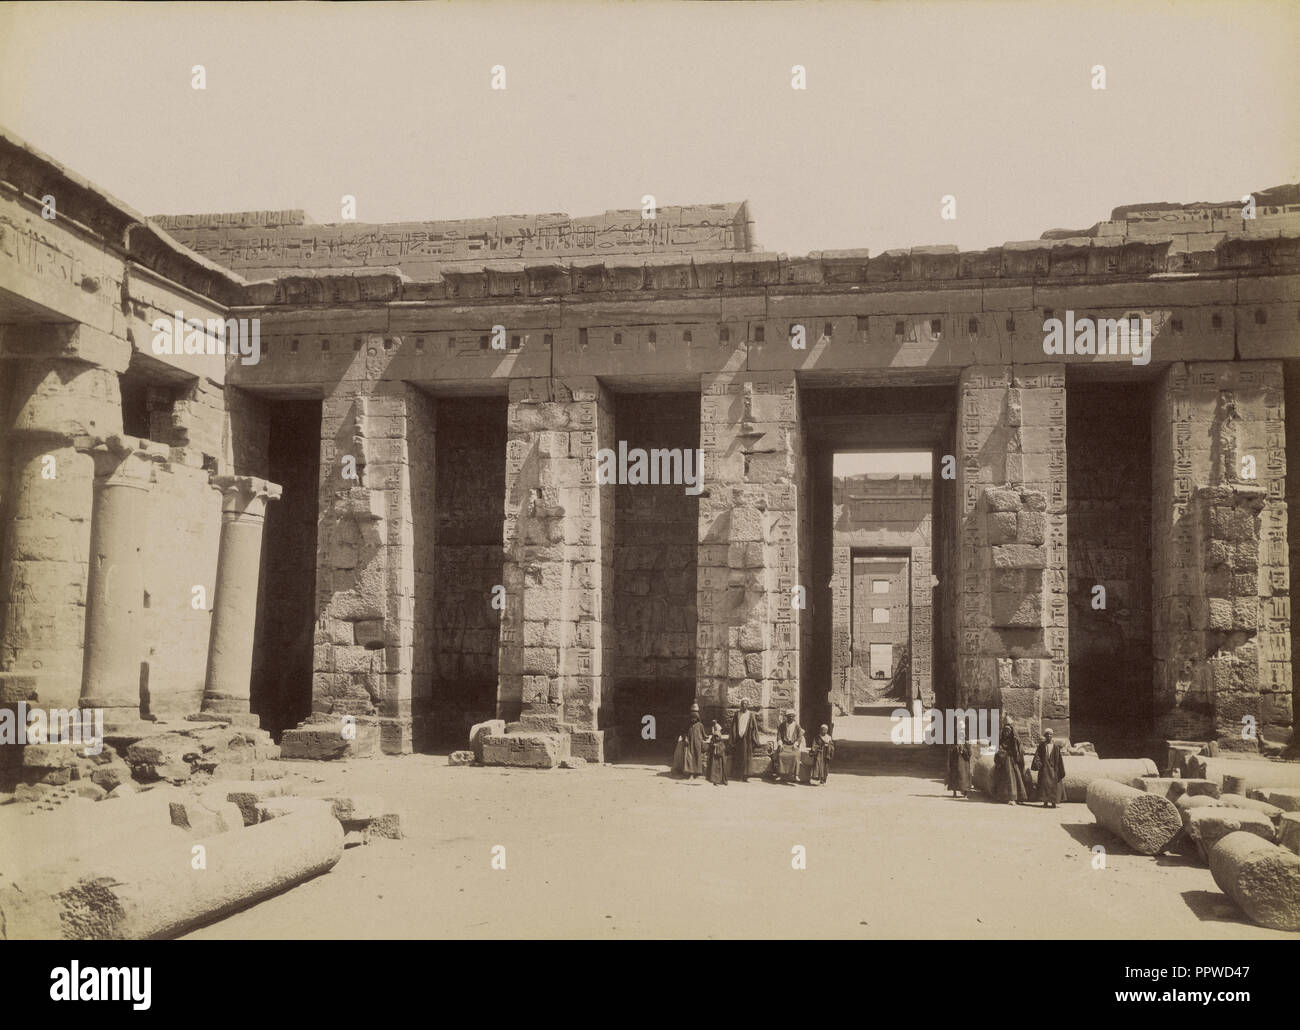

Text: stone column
xmin=696 ymin=370 xmax=804 ymax=732
xmin=79 ymin=436 xmax=160 ymax=717
xmin=200 ymin=475 xmax=282 ymax=725
xmin=0 ymin=347 xmax=123 ymax=710
xmin=498 ymin=376 xmax=614 ymax=762
xmin=1151 ymin=361 xmax=1290 ymax=751
xmin=956 ymin=364 xmax=1069 ymax=743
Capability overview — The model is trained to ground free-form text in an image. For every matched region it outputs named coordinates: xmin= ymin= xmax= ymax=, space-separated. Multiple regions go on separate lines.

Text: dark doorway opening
xmin=610 ymin=390 xmax=700 ymax=759
xmin=428 ymin=395 xmax=507 ymax=749
xmin=251 ymin=398 xmax=320 ymax=738
xmin=1066 ymin=379 xmax=1153 ymax=753
xmin=802 ymin=382 xmax=957 ymax=766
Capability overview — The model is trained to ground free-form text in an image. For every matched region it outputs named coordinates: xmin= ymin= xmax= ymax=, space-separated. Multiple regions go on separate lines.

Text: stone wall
xmin=696 ymin=371 xmax=804 ymax=733
xmin=849 ymin=556 xmax=910 ymax=707
xmin=1066 ymin=382 xmax=1153 ymax=752
xmin=827 ymin=473 xmax=933 ymax=712
xmin=1288 ymin=360 xmax=1300 ymax=751
xmin=956 ymin=365 xmax=1070 ymax=744
xmin=304 ymin=350 xmax=436 ymax=755
xmin=1151 ymin=361 xmax=1291 ymax=752
xmin=499 ymin=377 xmax=614 ymax=762
xmin=430 ymin=397 xmax=506 ymax=746
xmin=612 ymin=392 xmax=699 ymax=749
xmin=156 ymin=202 xmax=756 ymax=280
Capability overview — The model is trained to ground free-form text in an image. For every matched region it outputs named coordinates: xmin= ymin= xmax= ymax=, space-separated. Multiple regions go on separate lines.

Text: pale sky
xmin=1 ymin=1 xmax=1296 ymax=256
xmin=834 ymin=451 xmax=931 ymax=476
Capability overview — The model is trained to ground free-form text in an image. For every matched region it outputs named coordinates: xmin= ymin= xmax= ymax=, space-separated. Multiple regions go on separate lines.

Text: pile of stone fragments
xmin=974 ymin=740 xmax=1300 ymax=932
xmin=0 ymin=717 xmax=403 ymax=940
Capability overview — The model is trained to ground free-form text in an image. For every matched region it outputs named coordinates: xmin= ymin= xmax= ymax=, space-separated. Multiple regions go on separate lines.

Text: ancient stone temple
xmin=1 ymin=126 xmax=1297 ymax=774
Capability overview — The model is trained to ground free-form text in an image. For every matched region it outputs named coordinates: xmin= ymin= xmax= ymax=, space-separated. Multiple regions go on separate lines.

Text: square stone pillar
xmin=286 ymin=354 xmax=436 ymax=758
xmin=956 ymin=364 xmax=1069 ymax=743
xmin=696 ymin=370 xmax=805 ymax=732
xmin=1151 ymin=361 xmax=1290 ymax=751
xmin=498 ymin=376 xmax=614 ymax=762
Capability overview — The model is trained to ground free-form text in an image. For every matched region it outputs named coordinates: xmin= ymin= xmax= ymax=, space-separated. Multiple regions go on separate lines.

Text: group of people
xmin=945 ymin=717 xmax=1067 ymax=807
xmin=678 ymin=700 xmax=834 ymax=787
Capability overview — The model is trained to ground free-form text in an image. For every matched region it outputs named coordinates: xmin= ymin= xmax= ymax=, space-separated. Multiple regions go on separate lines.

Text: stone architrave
xmin=201 ymin=475 xmax=282 ymax=724
xmin=79 ymin=436 xmax=161 ymax=717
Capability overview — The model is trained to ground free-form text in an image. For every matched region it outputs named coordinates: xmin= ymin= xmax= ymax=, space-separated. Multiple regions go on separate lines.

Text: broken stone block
xmin=133 ymin=760 xmax=192 ymax=785
xmin=569 ymin=729 xmax=604 ymax=764
xmin=559 ymin=756 xmax=587 ymax=769
xmin=448 ymin=750 xmax=475 ymax=766
xmin=1189 ymin=757 xmax=1300 ymax=794
xmin=20 ymin=744 xmax=78 ymax=770
xmin=255 ymin=797 xmax=334 ymax=823
xmin=27 ymin=765 xmax=72 ymax=786
xmin=12 ymin=783 xmax=53 ymax=804
xmin=469 ymin=719 xmax=506 ymax=762
xmin=323 ymin=794 xmax=388 ymax=824
xmin=1279 ymin=813 xmax=1300 ymax=856
xmin=1209 ymin=832 xmax=1300 ymax=931
xmin=1060 ymin=757 xmax=1159 ymax=802
xmin=72 ymin=781 xmax=107 ymax=802
xmin=362 ymin=813 xmax=402 ymax=841
xmin=169 ymin=797 xmax=244 ymax=835
xmin=1248 ymin=788 xmax=1300 ymax=812
xmin=219 ymin=780 xmax=292 ymax=826
xmin=125 ymin=733 xmax=193 ymax=768
xmin=1086 ymin=779 xmax=1182 ymax=855
xmin=1176 ymin=793 xmax=1283 ymax=826
xmin=89 ymin=760 xmax=131 ymax=793
xmin=1187 ymin=807 xmax=1275 ymax=862
xmin=1128 ymin=777 xmax=1220 ymax=801
xmin=279 ymin=720 xmax=378 ymax=760
xmin=481 ymin=732 xmax=569 ymax=768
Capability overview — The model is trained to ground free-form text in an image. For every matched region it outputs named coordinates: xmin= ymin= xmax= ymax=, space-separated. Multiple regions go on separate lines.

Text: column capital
xmin=210 ymin=474 xmax=283 ymax=519
xmin=86 ymin=434 xmax=165 ymax=487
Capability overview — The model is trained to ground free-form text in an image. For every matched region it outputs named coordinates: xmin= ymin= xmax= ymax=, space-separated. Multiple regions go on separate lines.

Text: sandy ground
xmin=182 ymin=745 xmax=1295 ymax=940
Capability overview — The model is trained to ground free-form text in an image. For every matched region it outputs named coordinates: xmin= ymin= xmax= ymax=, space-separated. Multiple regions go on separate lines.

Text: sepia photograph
xmin=0 ymin=0 xmax=1297 ymax=1002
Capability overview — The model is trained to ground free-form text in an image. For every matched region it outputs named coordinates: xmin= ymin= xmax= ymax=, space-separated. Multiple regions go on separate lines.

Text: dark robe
xmin=947 ymin=741 xmax=972 ymax=792
xmin=729 ymin=709 xmax=760 ymax=780
xmin=993 ymin=724 xmax=1030 ymax=802
xmin=707 ymin=732 xmax=728 ymax=784
xmin=809 ymin=733 xmax=834 ymax=784
xmin=681 ymin=720 xmax=706 ymax=776
xmin=774 ymin=720 xmax=803 ymax=780
xmin=1032 ymin=740 xmax=1066 ymax=804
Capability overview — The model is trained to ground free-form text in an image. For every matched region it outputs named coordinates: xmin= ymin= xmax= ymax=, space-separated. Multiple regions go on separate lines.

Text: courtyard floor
xmin=182 ymin=748 xmax=1293 ymax=940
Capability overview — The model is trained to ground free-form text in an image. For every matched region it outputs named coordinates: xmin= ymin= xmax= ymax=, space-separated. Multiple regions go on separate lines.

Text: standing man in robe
xmin=678 ymin=701 xmax=706 ymax=780
xmin=1031 ymin=727 xmax=1066 ymax=808
xmin=809 ymin=724 xmax=834 ymax=785
xmin=993 ymin=716 xmax=1030 ymax=804
xmin=947 ymin=723 xmax=972 ymax=798
xmin=773 ymin=709 xmax=803 ymax=784
xmin=706 ymin=719 xmax=728 ymax=786
xmin=729 ymin=698 xmax=761 ymax=782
